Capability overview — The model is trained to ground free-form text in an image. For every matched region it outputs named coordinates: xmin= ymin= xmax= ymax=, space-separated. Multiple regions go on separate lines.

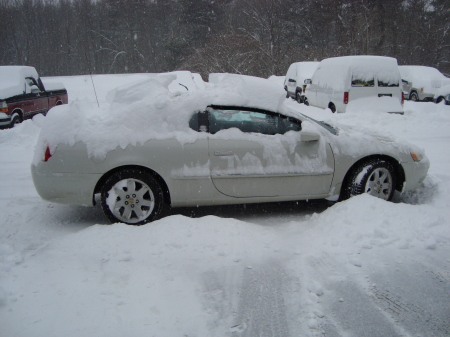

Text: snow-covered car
xmin=399 ymin=65 xmax=450 ymax=101
xmin=0 ymin=66 xmax=68 ymax=128
xmin=433 ymin=84 xmax=450 ymax=105
xmin=31 ymin=74 xmax=429 ymax=225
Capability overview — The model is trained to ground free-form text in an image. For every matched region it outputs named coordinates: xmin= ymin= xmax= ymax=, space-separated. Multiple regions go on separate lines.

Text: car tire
xmin=303 ymin=97 xmax=309 ymax=106
xmin=329 ymin=103 xmax=336 ymax=113
xmin=296 ymin=92 xmax=303 ymax=103
xmin=10 ymin=115 xmax=20 ymax=128
xmin=436 ymin=96 xmax=444 ymax=104
xmin=100 ymin=169 xmax=165 ymax=225
xmin=341 ymin=159 xmax=396 ymax=201
xmin=409 ymin=91 xmax=419 ymax=101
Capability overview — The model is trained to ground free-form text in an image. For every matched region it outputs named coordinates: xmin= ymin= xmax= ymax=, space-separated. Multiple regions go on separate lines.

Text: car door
xmin=207 ymin=108 xmax=334 ymax=198
xmin=25 ymin=77 xmax=48 ymax=117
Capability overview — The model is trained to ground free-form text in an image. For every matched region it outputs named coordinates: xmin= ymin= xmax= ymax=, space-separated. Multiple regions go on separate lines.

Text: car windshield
xmin=299 ymin=113 xmax=339 ymax=135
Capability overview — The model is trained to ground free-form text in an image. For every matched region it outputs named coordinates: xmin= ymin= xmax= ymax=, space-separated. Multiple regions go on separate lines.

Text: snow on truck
xmin=0 ymin=66 xmax=68 ymax=128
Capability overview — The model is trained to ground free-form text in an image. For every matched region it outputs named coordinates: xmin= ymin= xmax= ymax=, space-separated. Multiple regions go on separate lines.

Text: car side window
xmin=208 ymin=109 xmax=301 ymax=135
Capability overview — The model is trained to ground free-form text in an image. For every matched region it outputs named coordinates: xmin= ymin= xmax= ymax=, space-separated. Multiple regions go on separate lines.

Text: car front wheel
xmin=342 ymin=159 xmax=396 ymax=201
xmin=101 ymin=169 xmax=165 ymax=225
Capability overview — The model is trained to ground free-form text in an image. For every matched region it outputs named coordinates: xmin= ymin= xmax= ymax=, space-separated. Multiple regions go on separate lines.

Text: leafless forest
xmin=1 ymin=0 xmax=449 ymax=78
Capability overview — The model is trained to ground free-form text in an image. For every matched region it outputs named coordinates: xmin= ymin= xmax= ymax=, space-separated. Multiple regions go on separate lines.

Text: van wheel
xmin=329 ymin=103 xmax=336 ymax=113
xmin=409 ymin=91 xmax=419 ymax=101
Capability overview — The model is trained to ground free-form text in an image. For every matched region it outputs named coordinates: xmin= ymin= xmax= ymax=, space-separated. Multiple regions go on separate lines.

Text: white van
xmin=284 ymin=62 xmax=319 ymax=103
xmin=304 ymin=56 xmax=404 ymax=113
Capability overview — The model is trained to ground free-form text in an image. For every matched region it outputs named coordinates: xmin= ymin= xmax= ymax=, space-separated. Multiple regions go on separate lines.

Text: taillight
xmin=44 ymin=146 xmax=52 ymax=162
xmin=343 ymin=92 xmax=349 ymax=104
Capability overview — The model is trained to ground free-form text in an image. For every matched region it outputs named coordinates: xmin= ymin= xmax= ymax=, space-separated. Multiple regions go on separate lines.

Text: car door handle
xmin=214 ymin=151 xmax=234 ymax=156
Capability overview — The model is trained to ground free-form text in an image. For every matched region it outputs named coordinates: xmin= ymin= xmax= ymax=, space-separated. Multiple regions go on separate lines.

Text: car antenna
xmin=85 ymin=51 xmax=100 ymax=108
xmin=179 ymin=83 xmax=188 ymax=91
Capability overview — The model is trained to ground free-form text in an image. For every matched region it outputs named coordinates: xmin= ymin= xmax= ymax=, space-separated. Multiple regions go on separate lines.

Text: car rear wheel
xmin=341 ymin=159 xmax=396 ymax=201
xmin=101 ymin=169 xmax=165 ymax=225
xmin=409 ymin=91 xmax=419 ymax=101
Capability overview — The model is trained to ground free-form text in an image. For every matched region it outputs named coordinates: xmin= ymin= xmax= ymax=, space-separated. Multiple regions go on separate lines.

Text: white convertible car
xmin=31 ymin=74 xmax=429 ymax=225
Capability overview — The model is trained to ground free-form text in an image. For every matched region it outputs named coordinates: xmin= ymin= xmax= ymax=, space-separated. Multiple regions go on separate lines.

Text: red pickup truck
xmin=0 ymin=66 xmax=68 ymax=128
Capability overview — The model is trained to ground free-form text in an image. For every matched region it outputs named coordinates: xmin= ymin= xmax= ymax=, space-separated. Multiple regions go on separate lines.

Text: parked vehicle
xmin=32 ymin=75 xmax=429 ymax=225
xmin=304 ymin=56 xmax=404 ymax=113
xmin=434 ymin=84 xmax=450 ymax=105
xmin=399 ymin=65 xmax=450 ymax=102
xmin=284 ymin=62 xmax=319 ymax=103
xmin=0 ymin=66 xmax=68 ymax=128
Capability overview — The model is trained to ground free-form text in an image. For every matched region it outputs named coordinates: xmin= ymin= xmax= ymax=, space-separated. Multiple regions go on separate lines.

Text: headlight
xmin=410 ymin=151 xmax=424 ymax=162
xmin=0 ymin=101 xmax=8 ymax=112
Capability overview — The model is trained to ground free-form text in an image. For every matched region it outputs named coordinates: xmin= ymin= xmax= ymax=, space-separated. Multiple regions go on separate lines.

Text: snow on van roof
xmin=33 ymin=72 xmax=287 ymax=163
xmin=0 ymin=66 xmax=39 ymax=99
xmin=313 ymin=56 xmax=401 ymax=91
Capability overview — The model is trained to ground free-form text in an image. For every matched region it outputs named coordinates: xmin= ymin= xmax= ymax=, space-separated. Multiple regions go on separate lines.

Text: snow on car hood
xmin=33 ymin=73 xmax=287 ymax=164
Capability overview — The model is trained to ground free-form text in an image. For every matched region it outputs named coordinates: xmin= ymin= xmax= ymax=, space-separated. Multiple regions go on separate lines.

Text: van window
xmin=351 ymin=77 xmax=374 ymax=87
xmin=378 ymin=80 xmax=399 ymax=87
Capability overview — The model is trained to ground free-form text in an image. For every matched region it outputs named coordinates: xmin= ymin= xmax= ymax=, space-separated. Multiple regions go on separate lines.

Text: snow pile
xmin=33 ymin=73 xmax=286 ymax=163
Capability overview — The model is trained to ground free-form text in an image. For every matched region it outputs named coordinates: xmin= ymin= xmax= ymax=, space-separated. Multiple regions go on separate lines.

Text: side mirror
xmin=30 ymin=85 xmax=40 ymax=94
xmin=304 ymin=79 xmax=312 ymax=85
xmin=301 ymin=131 xmax=320 ymax=142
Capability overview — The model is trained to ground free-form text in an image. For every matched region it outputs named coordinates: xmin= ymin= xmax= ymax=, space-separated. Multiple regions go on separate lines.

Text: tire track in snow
xmin=230 ymin=261 xmax=291 ymax=337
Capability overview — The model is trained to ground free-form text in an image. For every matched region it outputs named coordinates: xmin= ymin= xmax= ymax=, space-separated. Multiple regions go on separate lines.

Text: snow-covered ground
xmin=1 ymin=74 xmax=449 ymax=337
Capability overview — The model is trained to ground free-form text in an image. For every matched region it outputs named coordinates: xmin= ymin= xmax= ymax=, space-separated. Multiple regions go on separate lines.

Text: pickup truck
xmin=0 ymin=66 xmax=68 ymax=128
